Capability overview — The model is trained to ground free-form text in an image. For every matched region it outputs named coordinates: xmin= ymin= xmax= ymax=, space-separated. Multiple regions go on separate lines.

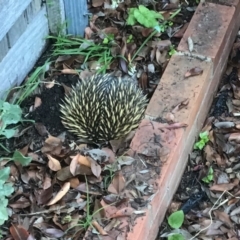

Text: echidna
xmin=60 ymin=73 xmax=148 ymax=143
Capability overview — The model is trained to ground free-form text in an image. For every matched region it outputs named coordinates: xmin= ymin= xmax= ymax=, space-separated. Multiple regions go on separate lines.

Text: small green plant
xmin=127 ymin=5 xmax=164 ymax=29
xmin=127 ymin=34 xmax=134 ymax=43
xmin=103 ymin=34 xmax=115 ymax=44
xmin=194 ymin=131 xmax=209 ymax=150
xmin=47 ymin=35 xmax=115 ymax=74
xmin=202 ymin=166 xmax=214 ymax=183
xmin=0 ymin=152 xmax=32 ymax=227
xmin=127 ymin=6 xmax=181 ymax=33
xmin=167 ymin=210 xmax=185 ymax=240
xmin=0 ymin=100 xmax=22 ymax=139
xmin=0 ymin=167 xmax=14 ymax=226
xmin=169 ymin=45 xmax=177 ymax=56
xmin=0 ymin=99 xmax=34 ymax=152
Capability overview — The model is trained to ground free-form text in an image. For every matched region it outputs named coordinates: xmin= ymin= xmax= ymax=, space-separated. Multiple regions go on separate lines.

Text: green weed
xmin=127 ymin=5 xmax=181 ymax=33
xmin=0 ymin=152 xmax=32 ymax=226
xmin=202 ymin=166 xmax=213 ymax=183
xmin=167 ymin=210 xmax=185 ymax=240
xmin=194 ymin=131 xmax=209 ymax=150
xmin=47 ymin=35 xmax=115 ymax=74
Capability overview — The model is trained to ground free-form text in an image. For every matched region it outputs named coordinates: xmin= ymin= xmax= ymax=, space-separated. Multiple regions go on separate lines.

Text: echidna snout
xmin=60 ymin=74 xmax=148 ymax=143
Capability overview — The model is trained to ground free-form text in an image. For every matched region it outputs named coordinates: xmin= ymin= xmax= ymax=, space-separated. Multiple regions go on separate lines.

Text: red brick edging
xmin=127 ymin=1 xmax=240 ymax=240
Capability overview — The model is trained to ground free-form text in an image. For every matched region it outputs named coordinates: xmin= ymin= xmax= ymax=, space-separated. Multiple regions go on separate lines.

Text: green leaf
xmin=103 ymin=38 xmax=109 ymax=44
xmin=168 ymin=233 xmax=185 ymax=240
xmin=150 ymin=10 xmax=164 ymax=20
xmin=12 ymin=150 xmax=32 ymax=166
xmin=194 ymin=140 xmax=205 ymax=150
xmin=126 ymin=14 xmax=137 ymax=25
xmin=199 ymin=131 xmax=209 ymax=143
xmin=1 ymin=183 xmax=14 ymax=197
xmin=202 ymin=166 xmax=213 ymax=183
xmin=138 ymin=5 xmax=151 ymax=15
xmin=1 ymin=129 xmax=16 ymax=139
xmin=168 ymin=210 xmax=184 ymax=229
xmin=1 ymin=102 xmax=22 ymax=125
xmin=0 ymin=167 xmax=10 ymax=182
xmin=0 ymin=205 xmax=8 ymax=225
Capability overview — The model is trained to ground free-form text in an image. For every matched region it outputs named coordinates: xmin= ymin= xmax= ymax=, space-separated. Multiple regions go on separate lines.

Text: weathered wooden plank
xmin=26 ymin=0 xmax=42 ymax=23
xmin=0 ymin=36 xmax=9 ymax=62
xmin=0 ymin=0 xmax=32 ymax=41
xmin=63 ymin=0 xmax=88 ymax=37
xmin=7 ymin=12 xmax=28 ymax=48
xmin=0 ymin=7 xmax=49 ymax=99
xmin=46 ymin=0 xmax=66 ymax=35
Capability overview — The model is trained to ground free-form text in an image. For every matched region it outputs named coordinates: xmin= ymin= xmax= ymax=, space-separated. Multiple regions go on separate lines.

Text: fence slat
xmin=0 ymin=7 xmax=49 ymax=99
xmin=63 ymin=0 xmax=88 ymax=37
xmin=46 ymin=0 xmax=66 ymax=35
xmin=0 ymin=0 xmax=32 ymax=41
xmin=8 ymin=13 xmax=28 ymax=48
xmin=26 ymin=0 xmax=42 ymax=23
xmin=0 ymin=36 xmax=9 ymax=62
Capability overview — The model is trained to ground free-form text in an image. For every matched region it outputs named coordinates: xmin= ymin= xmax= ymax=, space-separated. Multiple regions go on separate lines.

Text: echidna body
xmin=60 ymin=74 xmax=148 ymax=143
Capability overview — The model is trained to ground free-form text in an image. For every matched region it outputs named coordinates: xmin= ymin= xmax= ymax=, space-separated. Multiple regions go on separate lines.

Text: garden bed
xmin=158 ymin=40 xmax=240 ymax=240
xmin=1 ymin=1 xmax=240 ymax=240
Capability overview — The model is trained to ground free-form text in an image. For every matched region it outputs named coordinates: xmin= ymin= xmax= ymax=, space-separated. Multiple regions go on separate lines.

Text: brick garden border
xmin=126 ymin=1 xmax=240 ymax=240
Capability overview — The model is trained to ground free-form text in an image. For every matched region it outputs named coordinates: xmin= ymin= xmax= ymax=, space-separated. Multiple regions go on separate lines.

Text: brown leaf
xmin=38 ymin=186 xmax=53 ymax=205
xmin=92 ymin=220 xmax=108 ymax=235
xmin=102 ymin=27 xmax=119 ymax=36
xmin=214 ymin=210 xmax=233 ymax=228
xmin=90 ymin=161 xmax=102 ymax=178
xmin=61 ymin=68 xmax=78 ymax=75
xmin=110 ymin=207 xmax=134 ymax=218
xmin=43 ymin=175 xmax=52 ymax=189
xmin=69 ymin=177 xmax=80 ymax=188
xmin=19 ymin=144 xmax=29 ymax=156
xmin=41 ymin=135 xmax=62 ymax=155
xmin=47 ymin=182 xmax=71 ymax=205
xmin=10 ymin=224 xmax=29 ymax=240
xmin=172 ymin=98 xmax=189 ymax=113
xmin=35 ymin=123 xmax=48 ymax=136
xmin=210 ymin=178 xmax=239 ymax=192
xmin=9 ymin=196 xmax=31 ymax=209
xmin=76 ymin=154 xmax=91 ymax=167
xmin=184 ymin=67 xmax=203 ymax=78
xmin=108 ymin=171 xmax=125 ymax=194
xmin=47 ymin=154 xmax=61 ymax=171
xmin=57 ymin=166 xmax=92 ymax=181
xmin=34 ymin=97 xmax=42 ymax=109
xmin=141 ymin=28 xmax=153 ymax=37
xmin=70 ymin=154 xmax=80 ymax=175
xmin=92 ymin=0 xmax=104 ymax=7
xmin=173 ymin=22 xmax=189 ymax=38
xmin=138 ymin=72 xmax=148 ymax=91
xmin=85 ymin=27 xmax=93 ymax=39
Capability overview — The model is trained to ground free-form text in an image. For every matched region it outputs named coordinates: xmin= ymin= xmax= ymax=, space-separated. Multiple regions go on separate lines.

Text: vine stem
xmin=130 ymin=29 xmax=157 ymax=63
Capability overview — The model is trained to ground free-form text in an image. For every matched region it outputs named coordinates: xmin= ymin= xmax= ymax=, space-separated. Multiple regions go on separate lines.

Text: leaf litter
xmin=158 ymin=35 xmax=240 ymax=240
xmin=0 ymin=0 xmax=199 ymax=239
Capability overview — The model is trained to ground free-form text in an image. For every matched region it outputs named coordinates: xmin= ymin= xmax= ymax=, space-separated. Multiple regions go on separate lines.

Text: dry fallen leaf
xmin=210 ymin=178 xmax=239 ymax=192
xmin=77 ymin=154 xmax=92 ymax=167
xmin=47 ymin=182 xmax=71 ymax=205
xmin=108 ymin=171 xmax=125 ymax=194
xmin=110 ymin=207 xmax=134 ymax=218
xmin=34 ymin=96 xmax=42 ymax=109
xmin=10 ymin=224 xmax=30 ymax=240
xmin=92 ymin=0 xmax=104 ymax=7
xmin=92 ymin=220 xmax=108 ymax=235
xmin=47 ymin=154 xmax=62 ymax=171
xmin=185 ymin=67 xmax=203 ymax=78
